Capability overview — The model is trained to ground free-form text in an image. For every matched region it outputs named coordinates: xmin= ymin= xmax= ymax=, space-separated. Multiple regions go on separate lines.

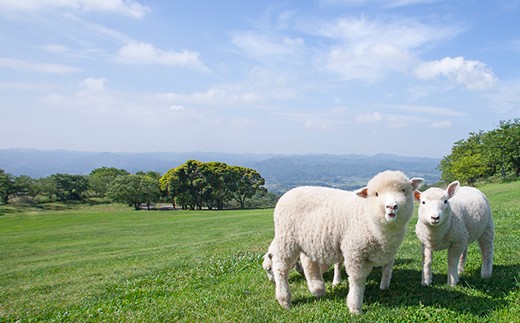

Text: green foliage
xmin=0 ymin=168 xmax=14 ymax=204
xmin=0 ymin=181 xmax=518 ymax=321
xmin=107 ymin=174 xmax=160 ymax=210
xmin=89 ymin=167 xmax=129 ymax=197
xmin=46 ymin=173 xmax=90 ymax=201
xmin=440 ymin=118 xmax=520 ymax=184
xmin=160 ymin=160 xmax=267 ymax=209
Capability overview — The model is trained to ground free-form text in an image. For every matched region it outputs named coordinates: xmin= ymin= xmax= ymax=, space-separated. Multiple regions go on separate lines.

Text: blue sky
xmin=0 ymin=0 xmax=519 ymax=158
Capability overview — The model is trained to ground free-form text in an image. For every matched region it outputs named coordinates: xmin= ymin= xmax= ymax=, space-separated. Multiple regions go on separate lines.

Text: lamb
xmin=271 ymin=170 xmax=423 ymax=314
xmin=262 ymin=239 xmax=342 ymax=286
xmin=414 ymin=181 xmax=494 ymax=286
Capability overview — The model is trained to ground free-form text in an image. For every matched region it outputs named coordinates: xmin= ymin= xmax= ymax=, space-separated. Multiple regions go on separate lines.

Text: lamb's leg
xmin=421 ymin=244 xmax=434 ymax=286
xmin=300 ymin=254 xmax=326 ymax=297
xmin=273 ymin=255 xmax=297 ymax=308
xmin=332 ymin=263 xmax=342 ymax=286
xmin=458 ymin=247 xmax=467 ymax=275
xmin=478 ymin=219 xmax=495 ymax=278
xmin=380 ymin=259 xmax=394 ymax=289
xmin=346 ymin=264 xmax=371 ymax=315
xmin=447 ymin=245 xmax=464 ymax=286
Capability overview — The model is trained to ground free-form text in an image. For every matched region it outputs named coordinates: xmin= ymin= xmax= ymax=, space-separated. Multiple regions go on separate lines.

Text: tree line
xmin=439 ymin=118 xmax=520 ymax=185
xmin=0 ymin=160 xmax=275 ymax=210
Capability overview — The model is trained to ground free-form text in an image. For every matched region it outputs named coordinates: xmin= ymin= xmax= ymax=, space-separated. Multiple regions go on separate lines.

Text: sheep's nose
xmin=386 ymin=203 xmax=398 ymax=211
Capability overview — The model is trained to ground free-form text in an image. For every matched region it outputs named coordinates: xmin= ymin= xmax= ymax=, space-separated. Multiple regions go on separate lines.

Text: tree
xmin=107 ymin=174 xmax=160 ymax=210
xmin=49 ymin=174 xmax=90 ymax=201
xmin=89 ymin=167 xmax=129 ymax=197
xmin=439 ymin=131 xmax=491 ymax=185
xmin=229 ymin=166 xmax=266 ymax=209
xmin=440 ymin=118 xmax=520 ymax=183
xmin=0 ymin=169 xmax=14 ymax=204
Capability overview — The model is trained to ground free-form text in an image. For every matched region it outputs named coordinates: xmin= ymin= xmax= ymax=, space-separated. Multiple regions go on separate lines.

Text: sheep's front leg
xmin=380 ymin=259 xmax=394 ymax=289
xmin=346 ymin=265 xmax=371 ymax=315
xmin=447 ymin=245 xmax=464 ymax=286
xmin=300 ymin=254 xmax=326 ymax=297
xmin=273 ymin=258 xmax=293 ymax=308
xmin=421 ymin=244 xmax=434 ymax=286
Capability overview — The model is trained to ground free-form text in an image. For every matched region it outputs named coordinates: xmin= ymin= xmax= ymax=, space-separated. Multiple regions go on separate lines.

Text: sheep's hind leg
xmin=300 ymin=254 xmax=326 ymax=297
xmin=332 ymin=263 xmax=342 ymax=286
xmin=478 ymin=220 xmax=494 ymax=278
xmin=458 ymin=247 xmax=467 ymax=275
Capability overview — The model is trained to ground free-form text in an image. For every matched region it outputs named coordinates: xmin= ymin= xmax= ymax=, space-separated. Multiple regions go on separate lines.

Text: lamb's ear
xmin=410 ymin=178 xmax=424 ymax=190
xmin=414 ymin=190 xmax=421 ymax=202
xmin=446 ymin=181 xmax=460 ymax=199
xmin=355 ymin=187 xmax=369 ymax=198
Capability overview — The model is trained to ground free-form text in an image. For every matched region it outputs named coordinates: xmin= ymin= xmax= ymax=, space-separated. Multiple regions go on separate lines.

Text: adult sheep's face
xmin=356 ymin=170 xmax=424 ymax=225
xmin=415 ymin=181 xmax=459 ymax=226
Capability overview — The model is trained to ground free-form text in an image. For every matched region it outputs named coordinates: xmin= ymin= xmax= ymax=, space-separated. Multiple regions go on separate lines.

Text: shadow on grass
xmin=293 ymin=263 xmax=518 ymax=317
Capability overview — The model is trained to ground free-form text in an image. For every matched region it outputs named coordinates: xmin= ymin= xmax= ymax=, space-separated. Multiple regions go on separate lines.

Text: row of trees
xmin=440 ymin=118 xmax=520 ymax=185
xmin=0 ymin=160 xmax=272 ymax=210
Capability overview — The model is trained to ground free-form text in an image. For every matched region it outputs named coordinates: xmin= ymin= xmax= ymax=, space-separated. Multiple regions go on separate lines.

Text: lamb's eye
xmin=444 ymin=200 xmax=448 ymax=204
xmin=375 ymin=192 xmax=379 ymax=197
xmin=422 ymin=201 xmax=426 ymax=205
xmin=402 ymin=189 xmax=406 ymax=192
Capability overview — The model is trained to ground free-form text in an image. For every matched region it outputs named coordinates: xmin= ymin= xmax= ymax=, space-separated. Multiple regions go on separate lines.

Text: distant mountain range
xmin=0 ymin=148 xmax=441 ymax=193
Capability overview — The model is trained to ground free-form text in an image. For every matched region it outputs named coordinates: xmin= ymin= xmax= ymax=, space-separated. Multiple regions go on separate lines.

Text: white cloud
xmin=355 ymin=112 xmax=383 ymax=123
xmin=314 ymin=17 xmax=459 ymax=81
xmin=0 ymin=57 xmax=79 ymax=74
xmin=378 ymin=104 xmax=466 ymax=116
xmin=0 ymin=0 xmax=150 ymax=18
xmin=115 ymin=41 xmax=210 ymax=72
xmin=431 ymin=120 xmax=452 ymax=128
xmin=414 ymin=56 xmax=497 ymax=90
xmin=167 ymin=88 xmax=262 ymax=106
xmin=169 ymin=105 xmax=185 ymax=111
xmin=82 ymin=77 xmax=106 ymax=92
xmin=231 ymin=31 xmax=305 ymax=64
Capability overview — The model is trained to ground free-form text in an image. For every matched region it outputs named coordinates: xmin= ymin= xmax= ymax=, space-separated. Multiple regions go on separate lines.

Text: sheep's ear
xmin=355 ymin=187 xmax=369 ymax=198
xmin=410 ymin=178 xmax=424 ymax=190
xmin=446 ymin=181 xmax=460 ymax=199
xmin=414 ymin=190 xmax=421 ymax=202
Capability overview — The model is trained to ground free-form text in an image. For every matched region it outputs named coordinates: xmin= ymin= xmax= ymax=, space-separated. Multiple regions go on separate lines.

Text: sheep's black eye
xmin=444 ymin=200 xmax=448 ymax=204
xmin=402 ymin=189 xmax=406 ymax=192
xmin=375 ymin=192 xmax=379 ymax=197
xmin=422 ymin=201 xmax=426 ymax=204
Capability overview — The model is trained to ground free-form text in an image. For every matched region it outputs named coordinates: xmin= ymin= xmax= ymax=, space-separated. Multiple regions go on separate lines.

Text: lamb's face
xmin=356 ymin=171 xmax=424 ymax=226
xmin=262 ymin=252 xmax=275 ymax=282
xmin=416 ymin=188 xmax=450 ymax=226
xmin=415 ymin=181 xmax=459 ymax=227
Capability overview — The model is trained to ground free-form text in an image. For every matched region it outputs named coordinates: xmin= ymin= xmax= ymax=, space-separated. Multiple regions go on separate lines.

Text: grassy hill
xmin=0 ymin=181 xmax=518 ymax=321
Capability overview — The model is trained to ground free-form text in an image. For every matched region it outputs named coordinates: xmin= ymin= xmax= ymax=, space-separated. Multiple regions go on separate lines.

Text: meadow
xmin=0 ymin=181 xmax=519 ymax=322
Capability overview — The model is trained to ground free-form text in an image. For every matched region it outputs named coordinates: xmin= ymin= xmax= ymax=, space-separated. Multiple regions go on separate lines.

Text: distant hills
xmin=0 ymin=148 xmax=441 ymax=193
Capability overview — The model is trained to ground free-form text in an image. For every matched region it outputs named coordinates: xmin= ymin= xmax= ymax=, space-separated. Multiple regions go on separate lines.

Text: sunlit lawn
xmin=0 ymin=182 xmax=518 ymax=322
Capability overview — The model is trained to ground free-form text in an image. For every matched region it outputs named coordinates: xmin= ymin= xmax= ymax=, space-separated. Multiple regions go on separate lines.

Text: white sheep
xmin=414 ymin=181 xmax=494 ymax=286
xmin=262 ymin=239 xmax=342 ymax=286
xmin=271 ymin=170 xmax=423 ymax=314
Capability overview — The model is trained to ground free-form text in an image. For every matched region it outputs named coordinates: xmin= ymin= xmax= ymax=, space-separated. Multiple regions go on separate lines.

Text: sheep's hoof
xmin=277 ymin=298 xmax=291 ymax=309
xmin=310 ymin=287 xmax=326 ymax=297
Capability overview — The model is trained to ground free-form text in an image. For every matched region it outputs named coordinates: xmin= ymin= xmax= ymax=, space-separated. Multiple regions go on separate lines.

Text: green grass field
xmin=1 ymin=182 xmax=519 ymax=322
